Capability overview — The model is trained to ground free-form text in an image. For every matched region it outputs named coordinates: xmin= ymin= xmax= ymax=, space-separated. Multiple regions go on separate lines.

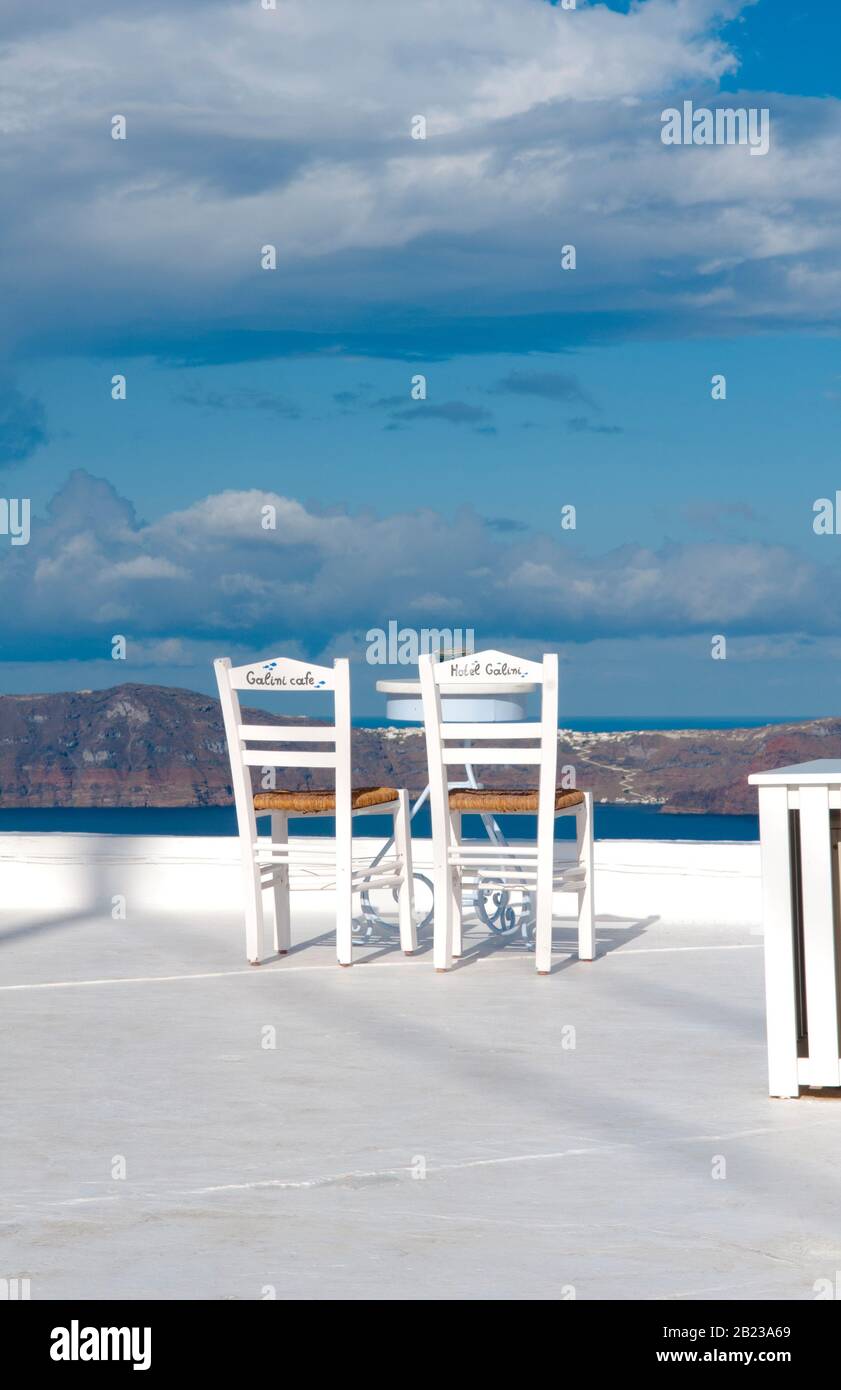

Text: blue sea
xmin=353 ymin=714 xmax=814 ymax=732
xmin=0 ymin=804 xmax=759 ymax=843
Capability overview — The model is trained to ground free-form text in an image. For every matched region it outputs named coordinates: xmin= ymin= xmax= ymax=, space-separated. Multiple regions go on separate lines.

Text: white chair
xmin=418 ymin=649 xmax=595 ymax=973
xmin=214 ymin=655 xmax=416 ymax=966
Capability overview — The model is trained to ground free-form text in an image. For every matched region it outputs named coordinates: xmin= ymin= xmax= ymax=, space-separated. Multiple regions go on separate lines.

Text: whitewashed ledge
xmin=0 ymin=833 xmax=762 ymax=928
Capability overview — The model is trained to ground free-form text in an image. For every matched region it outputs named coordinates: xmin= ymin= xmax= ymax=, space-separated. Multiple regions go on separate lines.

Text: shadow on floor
xmin=0 ymin=907 xmax=101 ymax=948
xmin=273 ymin=913 xmax=658 ymax=970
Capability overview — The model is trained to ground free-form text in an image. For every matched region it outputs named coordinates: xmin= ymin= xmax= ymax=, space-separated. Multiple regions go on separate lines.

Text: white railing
xmin=0 ymin=833 xmax=762 ymax=925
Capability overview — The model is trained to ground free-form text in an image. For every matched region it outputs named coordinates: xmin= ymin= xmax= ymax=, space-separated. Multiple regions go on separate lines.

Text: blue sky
xmin=3 ymin=0 xmax=841 ymax=715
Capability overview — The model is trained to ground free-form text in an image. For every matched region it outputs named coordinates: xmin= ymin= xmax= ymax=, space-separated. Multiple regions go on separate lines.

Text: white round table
xmin=375 ymin=678 xmax=537 ymax=724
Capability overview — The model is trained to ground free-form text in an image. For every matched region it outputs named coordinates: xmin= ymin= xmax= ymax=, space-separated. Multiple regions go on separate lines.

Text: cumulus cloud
xmin=1 ymin=468 xmax=837 ymax=663
xmin=2 ymin=0 xmax=830 ymax=361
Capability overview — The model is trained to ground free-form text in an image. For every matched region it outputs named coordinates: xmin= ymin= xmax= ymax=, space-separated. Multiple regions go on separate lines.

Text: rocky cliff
xmin=0 ymin=683 xmax=836 ymax=814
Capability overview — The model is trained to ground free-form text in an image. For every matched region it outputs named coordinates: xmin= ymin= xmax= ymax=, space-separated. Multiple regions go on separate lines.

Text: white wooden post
xmin=214 ymin=658 xmax=267 ymax=965
xmin=394 ymin=789 xmax=417 ymax=954
xmin=242 ymin=860 xmax=267 ymax=965
xmin=798 ymin=785 xmax=840 ymax=1085
xmin=419 ymin=655 xmax=454 ymax=971
xmin=334 ymin=658 xmax=354 ymax=966
xmin=449 ymin=808 xmax=463 ymax=957
xmin=535 ymin=654 xmax=559 ymax=975
xmin=576 ymin=791 xmax=595 ymax=961
xmin=756 ymin=785 xmax=800 ymax=1097
xmin=270 ymin=811 xmax=291 ymax=955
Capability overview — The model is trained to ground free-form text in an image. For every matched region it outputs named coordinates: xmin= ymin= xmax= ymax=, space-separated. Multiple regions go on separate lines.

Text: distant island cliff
xmin=0 ymin=683 xmax=834 ymax=815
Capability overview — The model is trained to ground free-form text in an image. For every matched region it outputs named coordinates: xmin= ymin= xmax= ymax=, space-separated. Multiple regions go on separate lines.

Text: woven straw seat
xmin=447 ymin=788 xmax=585 ymax=813
xmin=253 ymin=786 xmax=399 ymax=814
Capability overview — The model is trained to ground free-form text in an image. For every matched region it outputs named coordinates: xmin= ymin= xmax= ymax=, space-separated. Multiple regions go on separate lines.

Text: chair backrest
xmin=418 ymin=648 xmax=559 ymax=840
xmin=214 ymin=655 xmax=351 ymax=842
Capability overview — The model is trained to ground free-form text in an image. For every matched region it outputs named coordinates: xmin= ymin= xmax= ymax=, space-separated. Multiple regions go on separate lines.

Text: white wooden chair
xmin=214 ymin=655 xmax=416 ymax=966
xmin=418 ymin=649 xmax=595 ymax=973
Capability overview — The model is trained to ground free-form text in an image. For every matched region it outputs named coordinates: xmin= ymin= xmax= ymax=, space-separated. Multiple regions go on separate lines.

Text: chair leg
xmin=270 ymin=811 xmax=291 ymax=955
xmin=429 ymin=769 xmax=453 ymax=971
xmin=242 ymin=849 xmax=267 ymax=966
xmin=433 ymin=865 xmax=454 ymax=971
xmin=576 ymin=791 xmax=596 ymax=961
xmin=393 ymin=790 xmax=417 ymax=955
xmin=449 ymin=809 xmax=463 ymax=957
xmin=534 ymin=820 xmax=554 ymax=975
xmin=335 ymin=804 xmax=353 ymax=967
xmin=431 ymin=810 xmax=454 ymax=972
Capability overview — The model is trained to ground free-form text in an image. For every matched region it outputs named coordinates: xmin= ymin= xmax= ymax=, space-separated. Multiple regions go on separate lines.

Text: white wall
xmin=0 ymin=833 xmax=762 ymax=927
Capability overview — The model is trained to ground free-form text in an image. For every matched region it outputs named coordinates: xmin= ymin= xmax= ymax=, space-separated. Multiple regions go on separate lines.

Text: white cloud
xmin=2 ymin=469 xmax=839 ymax=663
xmin=4 ymin=0 xmax=832 ymax=351
xmin=107 ymin=555 xmax=187 ymax=580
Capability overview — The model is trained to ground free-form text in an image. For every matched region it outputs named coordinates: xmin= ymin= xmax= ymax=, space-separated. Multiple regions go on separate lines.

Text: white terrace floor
xmin=2 ymin=834 xmax=841 ymax=1302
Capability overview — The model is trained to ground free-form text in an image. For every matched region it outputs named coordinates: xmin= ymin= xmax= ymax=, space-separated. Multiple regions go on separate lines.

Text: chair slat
xmin=441 ymin=723 xmax=539 ymax=740
xmin=239 ymin=723 xmax=336 ymax=743
xmin=449 ymin=843 xmax=540 ymax=856
xmin=441 ymin=747 xmax=543 ymax=765
xmin=228 ymin=656 xmax=335 ymax=690
xmin=242 ymin=750 xmax=337 ymax=768
xmin=432 ymin=648 xmax=544 ymax=684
